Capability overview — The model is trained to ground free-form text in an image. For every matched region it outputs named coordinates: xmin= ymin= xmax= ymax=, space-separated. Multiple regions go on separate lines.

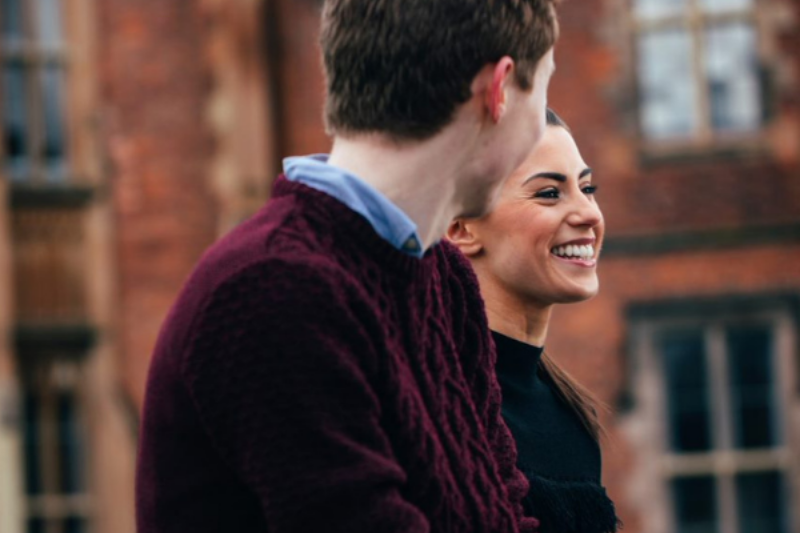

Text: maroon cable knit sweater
xmin=136 ymin=176 xmax=536 ymax=533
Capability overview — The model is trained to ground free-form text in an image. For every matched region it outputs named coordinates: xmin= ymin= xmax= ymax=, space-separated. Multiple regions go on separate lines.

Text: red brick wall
xmin=545 ymin=2 xmax=800 ymax=530
xmin=100 ymin=0 xmax=335 ymax=409
xmin=99 ymin=2 xmax=800 ymax=529
xmin=97 ymin=0 xmax=220 ymax=408
xmin=547 ymin=243 xmax=800 ymax=530
xmin=550 ymin=0 xmax=800 ymax=235
xmin=270 ymin=0 xmax=331 ymax=160
xmin=544 ymin=0 xmax=800 ymax=397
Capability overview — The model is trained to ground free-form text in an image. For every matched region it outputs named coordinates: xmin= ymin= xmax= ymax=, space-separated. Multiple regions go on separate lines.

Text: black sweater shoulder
xmin=493 ymin=331 xmax=619 ymax=533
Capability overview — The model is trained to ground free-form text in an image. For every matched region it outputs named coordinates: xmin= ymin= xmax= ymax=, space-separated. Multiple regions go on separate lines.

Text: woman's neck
xmin=480 ymin=280 xmax=553 ymax=346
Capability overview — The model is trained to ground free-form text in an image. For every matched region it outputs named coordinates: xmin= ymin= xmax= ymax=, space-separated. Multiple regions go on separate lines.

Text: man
xmin=136 ymin=1 xmax=558 ymax=532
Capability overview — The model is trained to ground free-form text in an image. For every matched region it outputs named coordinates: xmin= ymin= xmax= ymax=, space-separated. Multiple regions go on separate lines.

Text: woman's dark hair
xmin=545 ymin=107 xmax=571 ymax=131
xmin=540 ymin=350 xmax=605 ymax=441
xmin=539 ymin=107 xmax=605 ymax=441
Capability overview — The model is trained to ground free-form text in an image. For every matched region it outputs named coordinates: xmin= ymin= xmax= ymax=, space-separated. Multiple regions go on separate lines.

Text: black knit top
xmin=493 ymin=331 xmax=619 ymax=533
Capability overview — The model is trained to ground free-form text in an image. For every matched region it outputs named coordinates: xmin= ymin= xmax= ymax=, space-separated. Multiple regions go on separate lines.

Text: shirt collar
xmin=283 ymin=154 xmax=425 ymax=258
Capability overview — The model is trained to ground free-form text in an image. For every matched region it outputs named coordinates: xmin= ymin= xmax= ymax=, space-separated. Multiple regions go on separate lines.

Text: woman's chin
xmin=553 ymin=282 xmax=599 ymax=304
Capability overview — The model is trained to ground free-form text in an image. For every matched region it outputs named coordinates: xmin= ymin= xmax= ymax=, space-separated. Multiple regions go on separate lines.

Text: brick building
xmin=0 ymin=0 xmax=798 ymax=532
xmin=548 ymin=2 xmax=800 ymax=532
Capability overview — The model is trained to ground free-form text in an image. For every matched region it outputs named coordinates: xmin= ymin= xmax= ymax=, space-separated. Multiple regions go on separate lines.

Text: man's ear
xmin=486 ymin=56 xmax=515 ymax=123
xmin=446 ymin=219 xmax=483 ymax=257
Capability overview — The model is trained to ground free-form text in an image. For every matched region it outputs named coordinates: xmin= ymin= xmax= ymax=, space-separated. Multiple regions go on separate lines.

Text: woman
xmin=448 ymin=109 xmax=619 ymax=533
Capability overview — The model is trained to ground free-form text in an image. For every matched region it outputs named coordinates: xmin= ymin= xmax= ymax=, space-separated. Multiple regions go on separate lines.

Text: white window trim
xmin=0 ymin=0 xmax=72 ymax=185
xmin=20 ymin=357 xmax=92 ymax=531
xmin=1 ymin=0 xmax=100 ymax=187
xmin=630 ymin=0 xmax=766 ymax=152
xmin=621 ymin=306 xmax=800 ymax=533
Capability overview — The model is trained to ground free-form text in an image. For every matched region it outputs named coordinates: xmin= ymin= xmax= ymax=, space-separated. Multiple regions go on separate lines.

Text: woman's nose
xmin=567 ymin=194 xmax=602 ymax=227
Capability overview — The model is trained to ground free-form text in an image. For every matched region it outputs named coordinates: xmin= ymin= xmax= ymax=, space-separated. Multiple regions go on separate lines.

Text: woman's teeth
xmin=552 ymin=244 xmax=595 ymax=260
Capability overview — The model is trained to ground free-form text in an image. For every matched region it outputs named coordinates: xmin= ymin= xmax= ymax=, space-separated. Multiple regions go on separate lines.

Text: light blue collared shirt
xmin=283 ymin=154 xmax=425 ymax=258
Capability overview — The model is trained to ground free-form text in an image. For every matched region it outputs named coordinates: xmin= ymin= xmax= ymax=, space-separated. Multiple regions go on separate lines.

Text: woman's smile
xmin=550 ymin=238 xmax=598 ymax=268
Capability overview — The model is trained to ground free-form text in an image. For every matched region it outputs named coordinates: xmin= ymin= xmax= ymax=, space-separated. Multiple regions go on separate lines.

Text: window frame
xmin=623 ymin=299 xmax=800 ymax=533
xmin=1 ymin=0 xmax=72 ymax=185
xmin=1 ymin=0 xmax=99 ymax=190
xmin=1 ymin=2 xmax=103 ymax=532
xmin=630 ymin=0 xmax=768 ymax=154
xmin=18 ymin=352 xmax=92 ymax=533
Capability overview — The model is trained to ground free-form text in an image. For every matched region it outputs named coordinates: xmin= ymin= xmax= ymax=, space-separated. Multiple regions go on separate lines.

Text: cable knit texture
xmin=136 ymin=176 xmax=537 ymax=533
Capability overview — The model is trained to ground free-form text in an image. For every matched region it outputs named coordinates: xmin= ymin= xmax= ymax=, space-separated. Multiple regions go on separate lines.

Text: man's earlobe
xmin=487 ymin=56 xmax=515 ymax=123
xmin=446 ymin=220 xmax=483 ymax=257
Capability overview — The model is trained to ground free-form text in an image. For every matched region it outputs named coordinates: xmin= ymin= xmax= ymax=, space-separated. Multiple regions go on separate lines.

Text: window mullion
xmin=22 ymin=59 xmax=43 ymax=184
xmin=707 ymin=324 xmax=739 ymax=533
xmin=707 ymin=324 xmax=733 ymax=451
xmin=36 ymin=367 xmax=57 ymax=533
xmin=772 ymin=316 xmax=791 ymax=447
xmin=773 ymin=314 xmax=800 ymax=533
xmin=0 ymin=91 xmax=6 ymax=179
xmin=688 ymin=0 xmax=713 ymax=144
xmin=718 ymin=473 xmax=739 ymax=533
xmin=25 ymin=0 xmax=46 ymax=185
xmin=703 ymin=10 xmax=754 ymax=27
xmin=0 ymin=5 xmax=5 ymax=171
xmin=633 ymin=14 xmax=687 ymax=33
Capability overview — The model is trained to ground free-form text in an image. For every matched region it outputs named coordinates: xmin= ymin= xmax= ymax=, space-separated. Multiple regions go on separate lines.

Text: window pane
xmin=705 ymin=23 xmax=761 ymax=133
xmin=64 ymin=516 xmax=88 ymax=533
xmin=638 ymin=29 xmax=699 ymax=140
xmin=1 ymin=0 xmax=25 ymax=44
xmin=672 ymin=476 xmax=718 ymax=533
xmin=736 ymin=472 xmax=787 ymax=533
xmin=26 ymin=517 xmax=45 ymax=533
xmin=635 ymin=0 xmax=686 ymax=20
xmin=23 ymin=393 xmax=42 ymax=495
xmin=3 ymin=62 xmax=31 ymax=180
xmin=701 ymin=0 xmax=754 ymax=14
xmin=661 ymin=330 xmax=712 ymax=452
xmin=40 ymin=64 xmax=67 ymax=182
xmin=58 ymin=391 xmax=85 ymax=493
xmin=727 ymin=325 xmax=776 ymax=448
xmin=34 ymin=0 xmax=62 ymax=47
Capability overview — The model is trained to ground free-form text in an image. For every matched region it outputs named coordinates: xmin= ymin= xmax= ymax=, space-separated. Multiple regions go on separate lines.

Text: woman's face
xmin=465 ymin=125 xmax=604 ymax=306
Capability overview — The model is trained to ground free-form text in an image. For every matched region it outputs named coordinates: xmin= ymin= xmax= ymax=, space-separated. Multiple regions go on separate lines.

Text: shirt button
xmin=402 ymin=238 xmax=420 ymax=252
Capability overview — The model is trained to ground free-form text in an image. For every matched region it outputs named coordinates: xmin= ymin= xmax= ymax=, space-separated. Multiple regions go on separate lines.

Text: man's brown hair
xmin=320 ymin=0 xmax=559 ymax=141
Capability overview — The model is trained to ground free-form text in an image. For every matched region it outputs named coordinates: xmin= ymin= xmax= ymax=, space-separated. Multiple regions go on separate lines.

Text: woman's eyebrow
xmin=523 ymin=172 xmax=567 ymax=185
xmin=523 ymin=167 xmax=594 ymax=185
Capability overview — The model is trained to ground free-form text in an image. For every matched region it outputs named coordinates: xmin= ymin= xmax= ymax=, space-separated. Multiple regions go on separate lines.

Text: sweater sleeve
xmin=181 ymin=259 xmax=429 ymax=533
xmin=474 ymin=317 xmax=542 ymax=533
xmin=440 ymin=243 xmax=540 ymax=533
xmin=484 ymin=368 xmax=541 ymax=533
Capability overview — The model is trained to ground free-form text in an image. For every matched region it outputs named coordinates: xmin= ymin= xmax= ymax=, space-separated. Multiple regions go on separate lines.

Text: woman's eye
xmin=582 ymin=184 xmax=598 ymax=195
xmin=534 ymin=189 xmax=560 ymax=199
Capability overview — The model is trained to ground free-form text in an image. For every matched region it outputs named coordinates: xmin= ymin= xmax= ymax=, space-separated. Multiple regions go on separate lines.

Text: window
xmin=21 ymin=357 xmax=90 ymax=533
xmin=625 ymin=303 xmax=798 ymax=533
xmin=659 ymin=323 xmax=789 ymax=533
xmin=2 ymin=2 xmax=102 ymax=532
xmin=633 ymin=0 xmax=763 ymax=143
xmin=1 ymin=0 xmax=69 ymax=183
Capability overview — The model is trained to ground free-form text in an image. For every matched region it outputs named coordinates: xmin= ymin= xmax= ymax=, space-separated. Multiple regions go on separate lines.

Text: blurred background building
xmin=0 ymin=0 xmax=798 ymax=532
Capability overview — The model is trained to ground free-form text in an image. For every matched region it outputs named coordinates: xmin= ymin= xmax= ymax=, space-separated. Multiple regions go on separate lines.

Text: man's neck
xmin=327 ymin=122 xmax=484 ymax=251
